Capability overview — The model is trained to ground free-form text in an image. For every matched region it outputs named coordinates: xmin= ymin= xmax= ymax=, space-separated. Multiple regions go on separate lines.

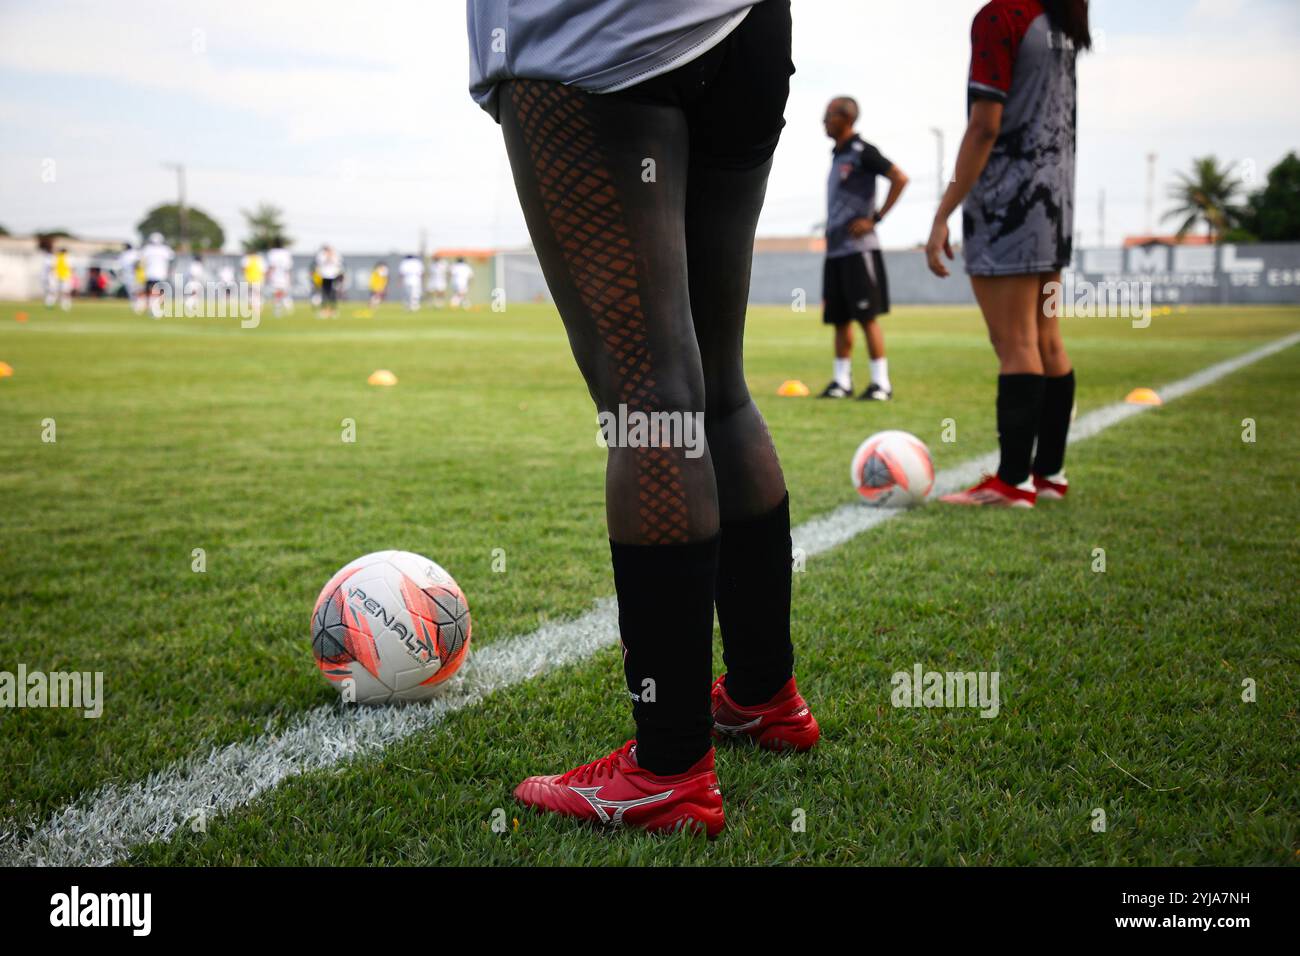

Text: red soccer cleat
xmin=1032 ymin=472 xmax=1069 ymax=500
xmin=514 ymin=740 xmax=724 ymax=837
xmin=711 ymin=675 xmax=821 ymax=752
xmin=939 ymin=474 xmax=1036 ymax=508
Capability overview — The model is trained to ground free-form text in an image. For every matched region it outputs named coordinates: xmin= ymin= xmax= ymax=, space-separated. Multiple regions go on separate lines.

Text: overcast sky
xmin=1 ymin=0 xmax=1298 ymax=252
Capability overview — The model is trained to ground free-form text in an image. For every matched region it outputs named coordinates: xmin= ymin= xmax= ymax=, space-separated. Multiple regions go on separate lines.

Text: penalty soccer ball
xmin=311 ymin=550 xmax=471 ymax=704
xmin=850 ymin=430 xmax=935 ymax=507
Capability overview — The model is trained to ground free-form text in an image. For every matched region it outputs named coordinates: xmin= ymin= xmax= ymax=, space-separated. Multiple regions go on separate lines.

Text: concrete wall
xmin=497 ymin=243 xmax=1300 ymax=308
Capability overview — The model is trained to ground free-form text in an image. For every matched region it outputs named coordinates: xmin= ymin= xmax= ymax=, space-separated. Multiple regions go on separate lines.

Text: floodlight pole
xmin=164 ymin=162 xmax=188 ymax=252
xmin=1098 ymin=189 xmax=1106 ymax=247
xmin=930 ymin=128 xmax=945 ymax=202
xmin=1145 ymin=153 xmax=1157 ymax=236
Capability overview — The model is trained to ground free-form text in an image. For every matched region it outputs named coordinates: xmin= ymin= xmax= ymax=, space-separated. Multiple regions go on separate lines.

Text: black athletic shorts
xmin=822 ymin=251 xmax=890 ymax=326
xmin=320 ymin=276 xmax=339 ymax=303
xmin=610 ymin=0 xmax=793 ymax=171
xmin=145 ymin=278 xmax=166 ymax=294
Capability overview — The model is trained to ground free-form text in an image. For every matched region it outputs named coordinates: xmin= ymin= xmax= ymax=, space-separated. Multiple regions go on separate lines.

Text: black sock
xmin=1032 ymin=370 xmax=1075 ymax=478
xmin=609 ymin=535 xmax=719 ymax=776
xmin=996 ymin=373 xmax=1046 ymax=487
xmin=716 ymin=493 xmax=795 ymax=706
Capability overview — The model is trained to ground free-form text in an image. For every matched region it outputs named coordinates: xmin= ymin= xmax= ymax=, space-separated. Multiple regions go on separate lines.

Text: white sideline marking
xmin=5 ymin=331 xmax=1298 ymax=867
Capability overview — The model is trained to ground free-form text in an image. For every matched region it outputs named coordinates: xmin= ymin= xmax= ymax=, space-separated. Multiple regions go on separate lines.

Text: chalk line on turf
xmin=5 ymin=330 xmax=1298 ymax=867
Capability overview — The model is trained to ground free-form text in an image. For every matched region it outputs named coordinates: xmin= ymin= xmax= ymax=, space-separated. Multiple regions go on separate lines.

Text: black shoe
xmin=818 ymin=380 xmax=854 ymax=399
xmin=859 ymin=383 xmax=892 ymax=401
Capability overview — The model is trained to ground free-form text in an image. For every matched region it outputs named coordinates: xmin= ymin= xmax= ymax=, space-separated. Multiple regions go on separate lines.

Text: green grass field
xmin=0 ymin=298 xmax=1296 ymax=865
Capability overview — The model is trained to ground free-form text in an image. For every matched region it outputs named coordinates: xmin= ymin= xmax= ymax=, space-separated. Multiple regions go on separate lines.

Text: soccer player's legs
xmin=500 ymin=80 xmax=720 ymax=794
xmin=677 ymin=0 xmax=812 ymax=742
xmin=1032 ymin=271 xmax=1074 ymax=497
xmin=686 ymin=159 xmax=799 ymax=714
xmin=851 ymin=252 xmax=892 ymax=399
xmin=941 ymin=273 xmax=1043 ymax=507
xmin=319 ymin=278 xmax=337 ymax=318
xmin=820 ymin=258 xmax=855 ymax=398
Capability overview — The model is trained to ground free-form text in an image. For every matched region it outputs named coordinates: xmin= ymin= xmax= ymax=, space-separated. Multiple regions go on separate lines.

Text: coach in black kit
xmin=818 ymin=96 xmax=909 ymax=401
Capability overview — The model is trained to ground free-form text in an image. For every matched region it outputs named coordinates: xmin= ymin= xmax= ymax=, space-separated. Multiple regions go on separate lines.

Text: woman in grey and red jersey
xmin=467 ymin=0 xmax=818 ymax=838
xmin=927 ymin=0 xmax=1091 ymax=507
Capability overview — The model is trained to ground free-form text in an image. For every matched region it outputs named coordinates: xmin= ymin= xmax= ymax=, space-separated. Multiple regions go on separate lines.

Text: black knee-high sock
xmin=1032 ymin=370 xmax=1075 ymax=478
xmin=996 ymin=373 xmax=1046 ymax=487
xmin=610 ymin=535 xmax=719 ymax=775
xmin=716 ymin=493 xmax=795 ymax=706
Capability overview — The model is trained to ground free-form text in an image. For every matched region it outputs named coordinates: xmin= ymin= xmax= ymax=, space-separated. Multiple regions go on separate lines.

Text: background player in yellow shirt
xmin=368 ymin=262 xmax=389 ymax=310
xmin=241 ymin=250 xmax=267 ymax=322
xmin=47 ymin=248 xmax=74 ymax=311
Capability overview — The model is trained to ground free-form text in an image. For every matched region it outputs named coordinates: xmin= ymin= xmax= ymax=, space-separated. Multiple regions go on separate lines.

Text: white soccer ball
xmin=311 ymin=550 xmax=471 ymax=704
xmin=850 ymin=430 xmax=935 ymax=507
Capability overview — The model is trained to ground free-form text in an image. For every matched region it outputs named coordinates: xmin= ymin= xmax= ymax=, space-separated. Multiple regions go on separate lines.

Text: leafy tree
xmin=1234 ymin=152 xmax=1300 ymax=243
xmin=0 ymin=223 xmax=9 ymax=236
xmin=136 ymin=204 xmax=225 ymax=251
xmin=1163 ymin=156 xmax=1245 ymax=241
xmin=241 ymin=203 xmax=292 ymax=252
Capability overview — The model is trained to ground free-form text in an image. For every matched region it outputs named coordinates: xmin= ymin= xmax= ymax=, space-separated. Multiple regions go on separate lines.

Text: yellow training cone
xmin=777 ymin=379 xmax=810 ymax=397
xmin=0 ymin=361 xmax=13 ymax=378
xmin=367 ymin=369 xmax=398 ymax=386
xmin=1125 ymin=387 xmax=1162 ymax=406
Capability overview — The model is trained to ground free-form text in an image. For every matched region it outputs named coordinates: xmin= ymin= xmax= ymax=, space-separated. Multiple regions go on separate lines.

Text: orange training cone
xmin=1125 ymin=387 xmax=1162 ymax=406
xmin=367 ymin=369 xmax=398 ymax=386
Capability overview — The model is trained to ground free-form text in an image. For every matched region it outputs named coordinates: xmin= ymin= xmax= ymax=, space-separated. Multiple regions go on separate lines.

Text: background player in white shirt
xmin=449 ymin=257 xmax=473 ymax=310
xmin=267 ymin=246 xmax=295 ymax=316
xmin=429 ymin=255 xmax=450 ymax=308
xmin=314 ymin=246 xmax=344 ymax=319
xmin=399 ymin=254 xmax=425 ymax=311
xmin=116 ymin=243 xmax=139 ymax=304
xmin=185 ymin=255 xmax=207 ymax=314
xmin=140 ymin=232 xmax=174 ymax=316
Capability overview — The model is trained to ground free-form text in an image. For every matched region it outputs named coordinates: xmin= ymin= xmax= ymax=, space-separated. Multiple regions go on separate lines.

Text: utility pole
xmin=1145 ymin=152 xmax=1157 ymax=236
xmin=163 ymin=162 xmax=188 ymax=252
xmin=930 ymin=128 xmax=945 ymax=202
xmin=1098 ymin=189 xmax=1106 ymax=248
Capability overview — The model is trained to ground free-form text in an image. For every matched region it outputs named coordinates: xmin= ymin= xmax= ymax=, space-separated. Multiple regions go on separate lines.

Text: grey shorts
xmin=962 ymin=164 xmax=1073 ymax=277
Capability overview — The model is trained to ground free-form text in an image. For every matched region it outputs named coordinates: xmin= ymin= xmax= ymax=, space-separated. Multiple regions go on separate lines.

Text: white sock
xmin=833 ymin=358 xmax=852 ymax=389
xmin=870 ymin=358 xmax=890 ymax=391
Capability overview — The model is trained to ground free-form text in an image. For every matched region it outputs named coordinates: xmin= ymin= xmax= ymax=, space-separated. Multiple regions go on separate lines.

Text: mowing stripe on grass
xmin=6 ymin=331 xmax=1298 ymax=867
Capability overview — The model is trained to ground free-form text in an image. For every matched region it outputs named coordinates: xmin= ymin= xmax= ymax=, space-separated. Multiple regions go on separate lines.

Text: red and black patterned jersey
xmin=963 ymin=0 xmax=1079 ymax=275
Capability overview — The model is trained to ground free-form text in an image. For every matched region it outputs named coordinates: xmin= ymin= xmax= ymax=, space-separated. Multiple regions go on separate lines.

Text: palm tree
xmin=1163 ymin=156 xmax=1245 ymax=241
xmin=241 ymin=203 xmax=292 ymax=252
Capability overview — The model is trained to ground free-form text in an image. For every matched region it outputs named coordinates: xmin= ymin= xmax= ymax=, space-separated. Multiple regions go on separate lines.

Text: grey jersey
xmin=468 ymin=0 xmax=756 ymax=121
xmin=962 ymin=0 xmax=1077 ymax=276
xmin=826 ymin=135 xmax=893 ymax=258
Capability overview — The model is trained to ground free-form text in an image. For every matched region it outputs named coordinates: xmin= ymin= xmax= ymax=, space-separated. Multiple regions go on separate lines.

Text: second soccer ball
xmin=850 ymin=430 xmax=934 ymax=507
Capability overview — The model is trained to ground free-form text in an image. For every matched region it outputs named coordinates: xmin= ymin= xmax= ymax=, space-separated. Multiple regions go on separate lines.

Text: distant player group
xmin=61 ymin=238 xmax=476 ymax=321
xmin=369 ymin=254 xmax=476 ymax=313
